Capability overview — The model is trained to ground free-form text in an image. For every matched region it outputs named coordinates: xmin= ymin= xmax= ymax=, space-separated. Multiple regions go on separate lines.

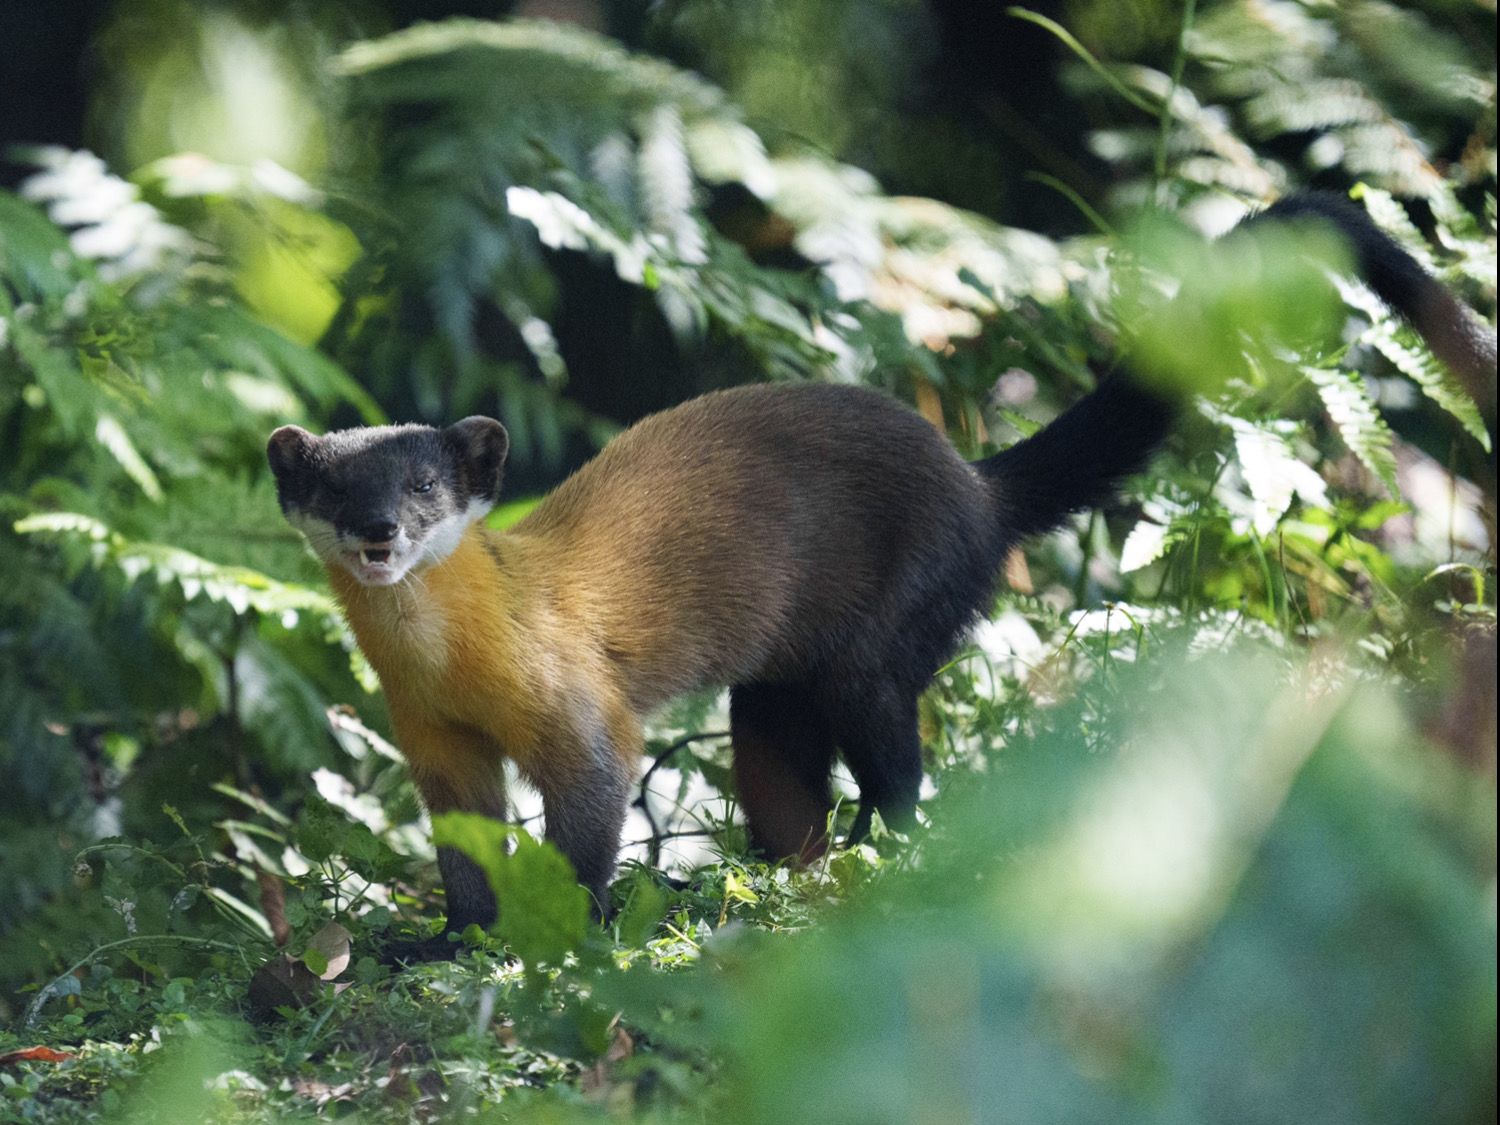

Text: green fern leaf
xmin=13 ymin=511 xmax=345 ymax=630
xmin=1245 ymin=78 xmax=1385 ymax=135
xmin=93 ymin=415 xmax=164 ymax=502
xmin=1223 ymin=413 xmax=1331 ymax=535
xmin=639 ymin=104 xmax=705 ymax=264
xmin=1119 ymin=518 xmax=1173 ymax=573
xmin=1364 ymin=319 xmax=1491 ymax=452
xmin=1351 ymin=185 xmax=1437 ymax=270
xmin=1306 ymin=366 xmax=1399 ymax=495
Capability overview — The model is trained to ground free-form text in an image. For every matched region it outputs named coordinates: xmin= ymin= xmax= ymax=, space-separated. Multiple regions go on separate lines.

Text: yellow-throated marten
xmin=267 ymin=193 xmax=1496 ymax=959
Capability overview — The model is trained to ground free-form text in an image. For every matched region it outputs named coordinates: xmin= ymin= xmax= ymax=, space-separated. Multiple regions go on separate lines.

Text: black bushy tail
xmin=977 ymin=373 xmax=1174 ymax=541
xmin=978 ymin=190 xmax=1497 ymax=540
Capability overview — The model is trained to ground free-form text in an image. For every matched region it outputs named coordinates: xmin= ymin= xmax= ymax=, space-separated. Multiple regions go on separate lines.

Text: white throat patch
xmin=418 ymin=497 xmax=495 ymax=570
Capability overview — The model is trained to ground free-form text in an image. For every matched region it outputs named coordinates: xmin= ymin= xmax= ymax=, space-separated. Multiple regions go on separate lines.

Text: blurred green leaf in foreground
xmin=608 ymin=636 xmax=1496 ymax=1125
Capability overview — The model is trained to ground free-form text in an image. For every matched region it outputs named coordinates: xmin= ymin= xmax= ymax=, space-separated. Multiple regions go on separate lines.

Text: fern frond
xmin=1305 ymin=365 xmax=1399 ymax=496
xmin=1337 ymin=123 xmax=1444 ymax=201
xmin=639 ymin=104 xmax=706 ymax=265
xmin=188 ymin=304 xmax=385 ymax=424
xmin=683 ymin=118 xmax=776 ymax=198
xmin=93 ymin=416 xmax=164 ymax=503
xmin=1364 ymin=320 xmax=1491 ymax=452
xmin=1326 ymin=213 xmax=1492 ymax=454
xmin=1184 ymin=1 xmax=1482 ymax=201
xmin=1119 ymin=518 xmax=1174 ymax=574
xmin=1221 ymin=411 xmax=1334 ymax=535
xmin=14 ymin=512 xmax=342 ymax=626
xmin=1352 ymin=185 xmax=1438 ymax=270
xmin=333 ymin=18 xmax=726 ymax=118
xmin=1086 ymin=64 xmax=1280 ymax=209
xmin=1244 ymin=78 xmax=1386 ymax=134
xmin=235 ymin=632 xmax=347 ymax=774
xmin=505 ymin=186 xmax=658 ymax=285
xmin=1426 ymin=182 xmax=1498 ymax=296
xmin=17 ymin=147 xmax=192 ymax=284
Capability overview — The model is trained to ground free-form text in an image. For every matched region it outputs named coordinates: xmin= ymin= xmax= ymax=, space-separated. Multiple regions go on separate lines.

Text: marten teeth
xmin=360 ymin=549 xmax=391 ymax=566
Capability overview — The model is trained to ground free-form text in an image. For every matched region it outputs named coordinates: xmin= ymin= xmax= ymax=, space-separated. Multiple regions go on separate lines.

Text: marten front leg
xmin=527 ymin=721 xmax=638 ymax=917
xmin=386 ymin=714 xmax=507 ymax=961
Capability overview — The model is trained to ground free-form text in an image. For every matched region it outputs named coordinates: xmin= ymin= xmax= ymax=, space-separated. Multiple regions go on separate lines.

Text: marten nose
xmin=360 ymin=520 xmax=398 ymax=543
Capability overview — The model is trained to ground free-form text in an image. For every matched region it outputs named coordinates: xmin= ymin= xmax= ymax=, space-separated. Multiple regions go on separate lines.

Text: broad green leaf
xmin=723 ymin=869 xmax=760 ymax=906
xmin=616 ymin=879 xmax=668 ymax=948
xmin=1123 ymin=213 xmax=1351 ymax=396
xmin=432 ymin=812 xmax=591 ymax=966
xmin=303 ymin=922 xmax=352 ymax=980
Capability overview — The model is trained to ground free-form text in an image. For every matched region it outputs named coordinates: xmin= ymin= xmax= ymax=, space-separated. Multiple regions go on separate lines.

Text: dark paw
xmin=380 ymin=930 xmax=465 ymax=965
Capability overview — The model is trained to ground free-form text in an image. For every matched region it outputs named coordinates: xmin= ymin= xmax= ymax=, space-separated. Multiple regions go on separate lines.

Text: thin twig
xmin=638 ymin=730 xmax=730 ymax=792
xmin=1024 ymin=172 xmax=1115 ymax=236
xmin=633 ymin=731 xmax=730 ymax=866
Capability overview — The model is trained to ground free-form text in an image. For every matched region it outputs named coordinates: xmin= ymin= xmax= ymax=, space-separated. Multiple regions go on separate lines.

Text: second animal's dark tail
xmin=1264 ymin=192 xmax=1496 ymax=444
xmin=977 ymin=190 xmax=1498 ymax=540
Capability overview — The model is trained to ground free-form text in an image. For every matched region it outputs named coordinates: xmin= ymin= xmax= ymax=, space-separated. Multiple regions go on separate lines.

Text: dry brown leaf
xmin=246 ymin=955 xmax=325 ymax=1018
xmin=0 ymin=1047 xmax=77 ymax=1066
xmin=246 ymin=923 xmax=354 ymax=1019
xmin=255 ymin=865 xmax=291 ymax=947
xmin=306 ymin=922 xmax=353 ymax=980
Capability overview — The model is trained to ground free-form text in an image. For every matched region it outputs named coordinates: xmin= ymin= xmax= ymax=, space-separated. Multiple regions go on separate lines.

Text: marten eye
xmin=412 ymin=480 xmax=434 ymax=495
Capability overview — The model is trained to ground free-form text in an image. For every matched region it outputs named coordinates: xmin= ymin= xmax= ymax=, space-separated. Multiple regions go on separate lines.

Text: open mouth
xmin=348 ymin=545 xmax=403 ymax=585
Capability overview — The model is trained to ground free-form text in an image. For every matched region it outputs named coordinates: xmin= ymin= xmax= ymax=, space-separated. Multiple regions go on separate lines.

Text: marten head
xmin=267 ymin=417 xmax=508 ymax=586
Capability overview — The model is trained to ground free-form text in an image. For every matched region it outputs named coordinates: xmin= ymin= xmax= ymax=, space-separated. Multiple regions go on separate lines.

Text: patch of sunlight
xmin=232 ymin=202 xmax=361 ymax=345
xmin=127 ymin=9 xmax=324 ymax=174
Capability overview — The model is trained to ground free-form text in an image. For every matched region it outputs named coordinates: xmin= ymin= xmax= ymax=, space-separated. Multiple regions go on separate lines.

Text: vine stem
xmin=1155 ymin=0 xmax=1199 ymax=192
xmin=1024 ymin=172 xmax=1115 ymax=236
xmin=1007 ymin=8 xmax=1158 ymax=115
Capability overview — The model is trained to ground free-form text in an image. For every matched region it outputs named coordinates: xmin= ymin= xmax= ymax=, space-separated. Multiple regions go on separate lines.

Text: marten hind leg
xmin=820 ymin=677 xmax=923 ymax=844
xmin=730 ymin=682 xmax=837 ymax=862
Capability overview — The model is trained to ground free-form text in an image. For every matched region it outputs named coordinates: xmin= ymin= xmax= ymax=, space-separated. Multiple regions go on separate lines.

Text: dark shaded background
xmin=1 ymin=0 xmax=1094 ymax=230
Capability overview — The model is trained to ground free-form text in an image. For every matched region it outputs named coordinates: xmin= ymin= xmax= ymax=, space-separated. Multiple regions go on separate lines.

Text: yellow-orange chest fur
xmin=328 ymin=527 xmax=548 ymax=766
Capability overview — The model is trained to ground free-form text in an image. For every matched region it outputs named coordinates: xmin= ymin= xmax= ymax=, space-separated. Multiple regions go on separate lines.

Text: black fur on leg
xmin=818 ymin=676 xmax=923 ymax=845
xmin=730 ymin=682 xmax=837 ymax=860
xmin=536 ymin=731 xmax=634 ymax=920
xmin=382 ymin=842 xmax=499 ymax=964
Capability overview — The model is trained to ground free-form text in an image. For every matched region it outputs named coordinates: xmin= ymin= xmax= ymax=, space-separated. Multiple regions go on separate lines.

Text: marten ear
xmin=267 ymin=426 xmax=321 ymax=508
xmin=444 ymin=416 xmax=509 ymax=504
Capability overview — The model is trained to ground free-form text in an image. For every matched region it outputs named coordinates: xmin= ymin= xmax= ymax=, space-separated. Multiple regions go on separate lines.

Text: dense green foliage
xmin=0 ymin=2 xmax=1495 ymax=1122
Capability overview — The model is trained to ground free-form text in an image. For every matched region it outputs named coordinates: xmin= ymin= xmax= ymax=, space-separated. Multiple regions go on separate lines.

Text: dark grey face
xmin=267 ymin=417 xmax=508 ymax=586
